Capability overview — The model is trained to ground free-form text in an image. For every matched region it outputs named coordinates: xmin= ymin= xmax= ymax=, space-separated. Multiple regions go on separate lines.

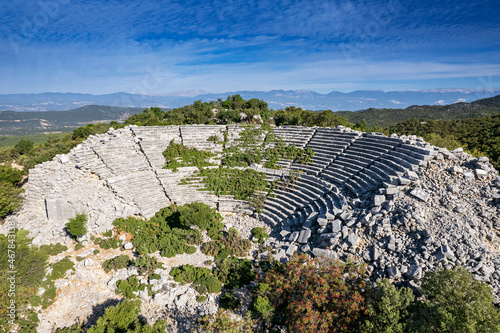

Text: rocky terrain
xmin=1 ymin=124 xmax=499 ymax=331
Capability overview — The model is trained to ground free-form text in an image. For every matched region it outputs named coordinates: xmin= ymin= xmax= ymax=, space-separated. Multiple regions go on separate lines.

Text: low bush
xmin=39 ymin=243 xmax=68 ymax=256
xmin=0 ymin=165 xmax=24 ymax=185
xmin=65 ymin=213 xmax=87 ymax=237
xmin=162 ymin=139 xmax=217 ymax=171
xmin=196 ymin=295 xmax=207 ymax=303
xmin=50 ymin=257 xmax=75 ymax=280
xmin=251 ymin=227 xmax=269 ymax=244
xmin=408 ymin=266 xmax=500 ymax=332
xmin=102 ymin=255 xmax=131 ymax=273
xmin=219 ymin=291 xmax=240 ymax=310
xmin=213 ymin=257 xmax=255 ymax=289
xmin=116 ymin=275 xmax=140 ymax=299
xmin=94 ymin=237 xmax=122 ymax=250
xmin=198 ymin=167 xmax=268 ymax=200
xmin=0 ymin=181 xmax=23 ymax=218
xmin=134 ymin=255 xmax=162 ymax=277
xmin=198 ymin=311 xmax=255 ymax=333
xmin=169 ymin=264 xmax=222 ymax=294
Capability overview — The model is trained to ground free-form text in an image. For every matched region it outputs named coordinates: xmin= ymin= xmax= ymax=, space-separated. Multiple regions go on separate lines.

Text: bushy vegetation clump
xmin=102 ymin=255 xmax=132 ymax=273
xmin=112 ymin=202 xmax=222 ymax=258
xmin=254 ymin=254 xmax=369 ymax=332
xmin=65 ymin=213 xmax=88 ymax=237
xmin=169 ymin=264 xmax=222 ymax=294
xmin=213 ymin=257 xmax=255 ymax=290
xmin=162 ymin=139 xmax=217 ymax=171
xmin=200 ymin=228 xmax=252 ymax=259
xmin=198 ymin=167 xmax=268 ymax=200
xmin=251 ymin=227 xmax=269 ymax=244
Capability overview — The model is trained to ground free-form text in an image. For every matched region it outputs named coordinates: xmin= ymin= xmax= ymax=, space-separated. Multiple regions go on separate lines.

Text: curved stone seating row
xmin=291 ymin=128 xmax=360 ymax=175
xmin=180 ymin=125 xmax=225 ymax=152
xmin=131 ymin=126 xmax=181 ymax=170
xmin=272 ymin=126 xmax=315 ymax=148
xmin=261 ymin=173 xmax=333 ymax=226
xmin=106 ymin=171 xmax=169 ymax=218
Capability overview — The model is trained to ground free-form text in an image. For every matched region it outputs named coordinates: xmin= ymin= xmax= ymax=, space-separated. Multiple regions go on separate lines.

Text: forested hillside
xmin=387 ymin=115 xmax=500 ymax=170
xmin=337 ymin=94 xmax=500 ymax=128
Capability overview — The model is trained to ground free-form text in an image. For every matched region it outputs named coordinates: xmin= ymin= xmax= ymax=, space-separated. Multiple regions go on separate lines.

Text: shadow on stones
xmin=82 ymin=298 xmax=122 ymax=328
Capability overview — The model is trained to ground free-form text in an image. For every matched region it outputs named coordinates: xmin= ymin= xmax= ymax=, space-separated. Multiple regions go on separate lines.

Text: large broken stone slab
xmin=312 ymin=248 xmax=337 ymax=260
xmin=45 ymin=196 xmax=76 ymax=223
xmin=298 ymin=229 xmax=311 ymax=244
xmin=374 ymin=195 xmax=386 ymax=206
xmin=410 ymin=188 xmax=430 ymax=202
xmin=475 ymin=169 xmax=488 ymax=178
xmin=348 ymin=233 xmax=360 ymax=247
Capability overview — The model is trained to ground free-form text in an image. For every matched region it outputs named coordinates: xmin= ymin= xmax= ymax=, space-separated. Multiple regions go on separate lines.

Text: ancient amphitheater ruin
xmin=7 ymin=124 xmax=500 ymax=308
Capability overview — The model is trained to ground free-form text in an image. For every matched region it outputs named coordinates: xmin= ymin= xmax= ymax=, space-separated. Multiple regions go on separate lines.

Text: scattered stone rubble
xmin=1 ymin=124 xmax=499 ymax=331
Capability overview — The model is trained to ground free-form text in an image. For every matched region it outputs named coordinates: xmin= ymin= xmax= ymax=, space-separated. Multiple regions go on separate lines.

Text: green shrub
xmin=116 ymin=276 xmax=140 ymax=299
xmin=251 ymin=227 xmax=269 ymax=244
xmin=409 ymin=266 xmax=500 ymax=332
xmin=50 ymin=257 xmax=75 ymax=280
xmin=219 ymin=291 xmax=240 ymax=310
xmin=0 ymin=165 xmax=24 ymax=185
xmin=102 ymin=255 xmax=131 ymax=273
xmin=134 ymin=255 xmax=162 ymax=277
xmin=102 ymin=230 xmax=113 ymax=237
xmin=95 ymin=237 xmax=122 ymax=250
xmin=219 ymin=228 xmax=252 ymax=257
xmin=361 ymin=279 xmax=414 ymax=333
xmin=169 ymin=264 xmax=222 ymax=294
xmin=150 ymin=274 xmax=161 ymax=281
xmin=0 ymin=181 xmax=23 ymax=218
xmin=198 ymin=167 xmax=268 ymax=201
xmin=252 ymin=295 xmax=274 ymax=322
xmin=93 ymin=249 xmax=100 ymax=255
xmin=162 ymin=139 xmax=217 ymax=171
xmin=213 ymin=257 xmax=256 ymax=289
xmin=87 ymin=299 xmax=167 ymax=333
xmin=74 ymin=243 xmax=84 ymax=251
xmin=196 ymin=295 xmax=207 ymax=303
xmin=13 ymin=139 xmax=34 ymax=155
xmin=201 ymin=241 xmax=221 ymax=256
xmin=199 ymin=310 xmax=254 ymax=333
xmin=65 ymin=213 xmax=87 ymax=237
xmin=39 ymin=243 xmax=68 ymax=256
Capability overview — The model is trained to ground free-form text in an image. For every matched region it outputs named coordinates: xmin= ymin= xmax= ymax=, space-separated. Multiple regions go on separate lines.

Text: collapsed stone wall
xmin=2 ymin=124 xmax=499 ymax=302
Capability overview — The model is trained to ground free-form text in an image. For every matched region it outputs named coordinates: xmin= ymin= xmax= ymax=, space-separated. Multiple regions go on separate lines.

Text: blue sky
xmin=1 ymin=0 xmax=499 ymax=94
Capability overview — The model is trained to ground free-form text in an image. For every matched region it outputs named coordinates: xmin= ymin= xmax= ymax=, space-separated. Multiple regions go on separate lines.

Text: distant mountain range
xmin=2 ymin=89 xmax=500 ymax=112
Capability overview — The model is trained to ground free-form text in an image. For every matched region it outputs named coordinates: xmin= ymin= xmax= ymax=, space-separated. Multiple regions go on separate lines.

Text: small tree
xmin=409 ymin=266 xmax=500 ymax=332
xmin=361 ymin=279 xmax=414 ymax=333
xmin=65 ymin=213 xmax=87 ymax=237
xmin=0 ymin=182 xmax=23 ymax=218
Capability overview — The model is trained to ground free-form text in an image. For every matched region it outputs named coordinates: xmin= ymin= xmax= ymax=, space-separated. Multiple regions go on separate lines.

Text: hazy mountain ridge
xmin=2 ymin=89 xmax=500 ymax=112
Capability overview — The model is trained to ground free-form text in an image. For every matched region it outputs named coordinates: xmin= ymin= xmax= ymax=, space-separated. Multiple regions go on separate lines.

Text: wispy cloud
xmin=1 ymin=0 xmax=499 ymax=93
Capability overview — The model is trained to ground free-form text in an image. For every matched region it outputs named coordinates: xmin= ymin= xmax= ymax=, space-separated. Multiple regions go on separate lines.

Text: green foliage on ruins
xmin=65 ymin=212 xmax=88 ymax=237
xmin=200 ymin=228 xmax=252 ymax=259
xmin=263 ymin=142 xmax=315 ymax=169
xmin=49 ymin=257 xmax=75 ymax=281
xmin=251 ymin=227 xmax=269 ymax=244
xmin=198 ymin=167 xmax=268 ymax=201
xmin=213 ymin=257 xmax=255 ymax=290
xmin=169 ymin=264 xmax=222 ymax=294
xmin=162 ymin=139 xmax=217 ymax=171
xmin=274 ymin=107 xmax=350 ymax=128
xmin=387 ymin=115 xmax=500 ymax=170
xmin=112 ymin=202 xmax=223 ymax=258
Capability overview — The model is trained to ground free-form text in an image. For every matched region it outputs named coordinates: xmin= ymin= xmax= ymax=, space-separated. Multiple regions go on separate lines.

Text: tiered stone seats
xmin=272 ymin=126 xmax=315 ymax=148
xmin=155 ymin=167 xmax=218 ymax=208
xmin=106 ymin=171 xmax=169 ymax=218
xmin=73 ymin=140 xmax=114 ymax=179
xmin=180 ymin=125 xmax=225 ymax=152
xmin=131 ymin=126 xmax=181 ymax=170
xmin=291 ymin=128 xmax=360 ymax=175
xmin=320 ymin=133 xmax=401 ymax=190
xmin=261 ymin=173 xmax=332 ymax=226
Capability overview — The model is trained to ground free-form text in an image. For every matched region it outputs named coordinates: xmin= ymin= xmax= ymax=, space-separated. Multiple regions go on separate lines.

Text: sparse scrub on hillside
xmin=102 ymin=255 xmax=132 ymax=273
